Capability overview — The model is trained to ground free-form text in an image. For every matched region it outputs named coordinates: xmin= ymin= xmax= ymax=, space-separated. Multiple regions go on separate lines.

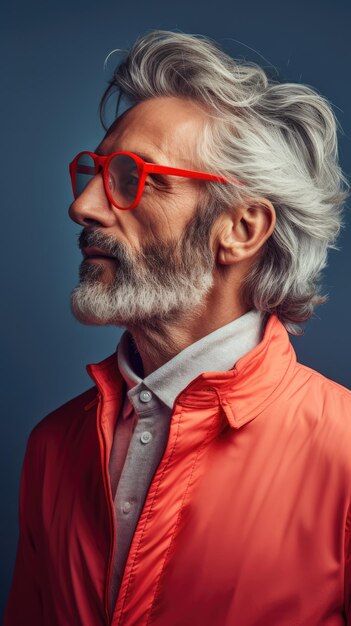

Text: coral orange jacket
xmin=4 ymin=313 xmax=351 ymax=626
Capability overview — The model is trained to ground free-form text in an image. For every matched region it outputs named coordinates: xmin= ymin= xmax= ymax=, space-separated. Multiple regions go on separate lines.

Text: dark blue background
xmin=2 ymin=0 xmax=351 ymax=616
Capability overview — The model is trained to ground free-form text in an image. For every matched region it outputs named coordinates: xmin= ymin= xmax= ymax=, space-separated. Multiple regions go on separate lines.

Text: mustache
xmin=78 ymin=228 xmax=125 ymax=259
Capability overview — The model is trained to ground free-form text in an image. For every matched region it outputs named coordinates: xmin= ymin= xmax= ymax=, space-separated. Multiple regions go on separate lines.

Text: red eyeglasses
xmin=69 ymin=150 xmax=247 ymax=211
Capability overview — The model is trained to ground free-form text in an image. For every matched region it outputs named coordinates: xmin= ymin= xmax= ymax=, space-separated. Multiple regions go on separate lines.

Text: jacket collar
xmin=117 ymin=308 xmax=265 ymax=410
xmin=86 ymin=313 xmax=297 ymax=430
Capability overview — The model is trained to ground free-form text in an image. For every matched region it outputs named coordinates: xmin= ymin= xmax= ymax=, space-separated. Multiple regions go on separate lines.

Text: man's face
xmin=68 ymin=96 xmax=221 ymax=327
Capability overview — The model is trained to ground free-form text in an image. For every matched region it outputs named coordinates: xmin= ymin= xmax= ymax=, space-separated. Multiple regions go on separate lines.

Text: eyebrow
xmin=95 ymin=147 xmax=158 ymax=164
xmin=134 ymin=152 xmax=157 ymax=164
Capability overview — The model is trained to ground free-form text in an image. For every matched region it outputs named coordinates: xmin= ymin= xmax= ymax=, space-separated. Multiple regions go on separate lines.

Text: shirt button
xmin=122 ymin=501 xmax=132 ymax=514
xmin=139 ymin=390 xmax=152 ymax=403
xmin=140 ymin=431 xmax=153 ymax=444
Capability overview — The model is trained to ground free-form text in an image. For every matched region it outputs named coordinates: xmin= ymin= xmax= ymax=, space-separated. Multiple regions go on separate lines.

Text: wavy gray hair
xmin=99 ymin=30 xmax=350 ymax=335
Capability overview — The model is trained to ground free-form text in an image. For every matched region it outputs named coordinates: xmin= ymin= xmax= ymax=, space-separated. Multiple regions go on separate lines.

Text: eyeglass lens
xmin=75 ymin=152 xmax=140 ymax=208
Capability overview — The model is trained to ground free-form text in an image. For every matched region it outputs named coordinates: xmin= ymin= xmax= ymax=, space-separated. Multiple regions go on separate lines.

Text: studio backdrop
xmin=1 ymin=0 xmax=350 ymax=618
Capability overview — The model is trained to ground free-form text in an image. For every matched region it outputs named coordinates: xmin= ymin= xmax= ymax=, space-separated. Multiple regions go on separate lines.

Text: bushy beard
xmin=70 ymin=200 xmax=219 ymax=327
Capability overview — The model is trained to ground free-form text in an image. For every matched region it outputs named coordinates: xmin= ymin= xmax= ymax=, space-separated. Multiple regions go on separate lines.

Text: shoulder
xmin=27 ymin=385 xmax=98 ymax=453
xmin=292 ymin=361 xmax=351 ymax=428
xmin=292 ymin=361 xmax=351 ymax=463
xmin=295 ymin=361 xmax=351 ymax=405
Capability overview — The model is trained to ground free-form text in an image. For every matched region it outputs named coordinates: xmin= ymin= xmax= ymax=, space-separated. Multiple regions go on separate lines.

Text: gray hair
xmin=99 ymin=30 xmax=350 ymax=335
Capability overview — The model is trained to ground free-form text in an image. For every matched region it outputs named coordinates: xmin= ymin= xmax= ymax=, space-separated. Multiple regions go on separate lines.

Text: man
xmin=4 ymin=30 xmax=351 ymax=626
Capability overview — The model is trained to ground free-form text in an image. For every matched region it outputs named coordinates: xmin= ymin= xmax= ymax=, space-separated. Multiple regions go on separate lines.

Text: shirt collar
xmin=117 ymin=308 xmax=266 ymax=409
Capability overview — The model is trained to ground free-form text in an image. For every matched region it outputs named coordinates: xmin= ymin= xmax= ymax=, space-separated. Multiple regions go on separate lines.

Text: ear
xmin=216 ymin=197 xmax=276 ymax=266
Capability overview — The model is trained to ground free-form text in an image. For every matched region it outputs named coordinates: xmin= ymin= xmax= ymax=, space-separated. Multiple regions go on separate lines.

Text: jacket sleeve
xmin=3 ymin=429 xmax=44 ymax=626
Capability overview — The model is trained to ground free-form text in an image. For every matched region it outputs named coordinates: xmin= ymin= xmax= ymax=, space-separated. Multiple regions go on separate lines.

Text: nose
xmin=68 ymin=173 xmax=117 ymax=228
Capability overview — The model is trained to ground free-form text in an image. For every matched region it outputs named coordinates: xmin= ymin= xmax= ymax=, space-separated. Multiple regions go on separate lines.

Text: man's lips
xmin=82 ymin=246 xmax=117 ymax=260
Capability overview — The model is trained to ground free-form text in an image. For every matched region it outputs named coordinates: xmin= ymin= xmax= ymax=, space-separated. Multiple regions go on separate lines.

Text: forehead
xmin=97 ymin=96 xmax=209 ymax=167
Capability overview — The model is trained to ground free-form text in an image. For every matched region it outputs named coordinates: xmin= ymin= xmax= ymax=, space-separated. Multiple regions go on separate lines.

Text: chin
xmin=69 ymin=287 xmax=123 ymax=326
xmin=70 ymin=304 xmax=105 ymax=326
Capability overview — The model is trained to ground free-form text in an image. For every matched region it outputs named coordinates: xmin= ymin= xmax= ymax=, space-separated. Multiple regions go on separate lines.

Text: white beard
xmin=70 ymin=206 xmax=217 ymax=327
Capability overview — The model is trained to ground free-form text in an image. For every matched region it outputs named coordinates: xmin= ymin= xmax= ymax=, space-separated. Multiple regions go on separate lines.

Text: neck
xmin=126 ymin=294 xmax=250 ymax=377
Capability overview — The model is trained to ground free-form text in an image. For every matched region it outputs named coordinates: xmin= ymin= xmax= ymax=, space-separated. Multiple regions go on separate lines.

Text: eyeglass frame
xmin=69 ymin=150 xmax=247 ymax=211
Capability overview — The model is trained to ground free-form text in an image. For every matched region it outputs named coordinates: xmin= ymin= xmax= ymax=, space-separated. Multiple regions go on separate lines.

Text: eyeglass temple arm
xmin=145 ymin=163 xmax=246 ymax=186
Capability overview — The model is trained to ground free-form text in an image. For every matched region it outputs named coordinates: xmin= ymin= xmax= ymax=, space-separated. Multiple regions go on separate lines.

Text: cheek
xmin=131 ymin=182 xmax=202 ymax=242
